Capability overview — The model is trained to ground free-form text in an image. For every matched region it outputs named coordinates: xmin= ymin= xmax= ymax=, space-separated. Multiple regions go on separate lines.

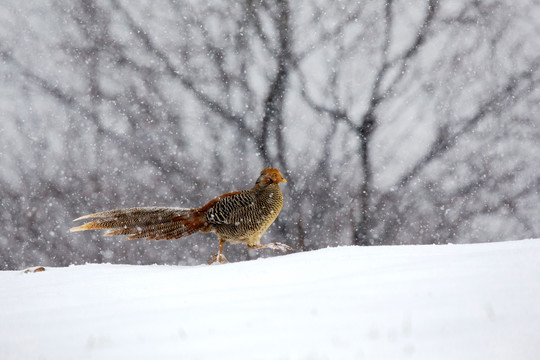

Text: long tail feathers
xmin=70 ymin=207 xmax=205 ymax=240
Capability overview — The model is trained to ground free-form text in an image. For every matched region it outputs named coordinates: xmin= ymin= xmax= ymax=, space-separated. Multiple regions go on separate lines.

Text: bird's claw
xmin=209 ymin=253 xmax=228 ymax=265
xmin=268 ymin=242 xmax=294 ymax=253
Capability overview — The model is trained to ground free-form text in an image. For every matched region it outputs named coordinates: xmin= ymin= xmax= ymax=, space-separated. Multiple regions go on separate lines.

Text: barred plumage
xmin=207 ymin=185 xmax=283 ymax=245
xmin=71 ymin=207 xmax=194 ymax=240
xmin=70 ymin=168 xmax=292 ymax=264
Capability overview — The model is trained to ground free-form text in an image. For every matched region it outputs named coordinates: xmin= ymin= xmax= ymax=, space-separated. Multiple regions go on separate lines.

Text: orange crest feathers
xmin=259 ymin=168 xmax=287 ymax=184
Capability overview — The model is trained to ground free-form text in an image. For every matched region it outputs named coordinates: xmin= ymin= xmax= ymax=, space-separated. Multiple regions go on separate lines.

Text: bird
xmin=70 ymin=168 xmax=292 ymax=264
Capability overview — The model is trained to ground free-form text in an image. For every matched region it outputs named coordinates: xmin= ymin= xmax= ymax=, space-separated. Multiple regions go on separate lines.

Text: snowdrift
xmin=1 ymin=239 xmax=539 ymax=360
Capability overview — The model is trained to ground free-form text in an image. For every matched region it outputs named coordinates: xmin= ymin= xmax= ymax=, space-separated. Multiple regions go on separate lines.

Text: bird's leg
xmin=209 ymin=238 xmax=228 ymax=265
xmin=248 ymin=242 xmax=293 ymax=253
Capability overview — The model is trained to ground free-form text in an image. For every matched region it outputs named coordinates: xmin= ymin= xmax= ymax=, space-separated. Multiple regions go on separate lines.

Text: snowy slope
xmin=1 ymin=239 xmax=539 ymax=360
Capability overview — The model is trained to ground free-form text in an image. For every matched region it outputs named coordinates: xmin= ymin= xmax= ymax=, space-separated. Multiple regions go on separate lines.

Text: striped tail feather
xmin=70 ymin=207 xmax=203 ymax=240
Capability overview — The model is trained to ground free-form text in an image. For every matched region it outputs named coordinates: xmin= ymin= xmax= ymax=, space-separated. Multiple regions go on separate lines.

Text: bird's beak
xmin=281 ymin=177 xmax=287 ymax=183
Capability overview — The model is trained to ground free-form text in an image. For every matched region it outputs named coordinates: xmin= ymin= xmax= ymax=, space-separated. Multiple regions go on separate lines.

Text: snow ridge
xmin=1 ymin=239 xmax=539 ymax=360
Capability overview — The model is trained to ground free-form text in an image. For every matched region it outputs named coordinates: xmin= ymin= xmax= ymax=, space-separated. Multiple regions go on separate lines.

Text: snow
xmin=1 ymin=239 xmax=540 ymax=360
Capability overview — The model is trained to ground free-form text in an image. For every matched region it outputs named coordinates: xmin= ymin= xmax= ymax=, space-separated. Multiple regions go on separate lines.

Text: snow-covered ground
xmin=1 ymin=239 xmax=539 ymax=360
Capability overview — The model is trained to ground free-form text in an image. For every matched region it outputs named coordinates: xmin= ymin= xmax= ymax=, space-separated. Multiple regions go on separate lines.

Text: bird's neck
xmin=253 ymin=182 xmax=281 ymax=194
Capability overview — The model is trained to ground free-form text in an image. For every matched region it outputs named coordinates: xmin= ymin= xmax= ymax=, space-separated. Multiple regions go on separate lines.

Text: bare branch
xmin=396 ymin=59 xmax=540 ymax=190
xmin=109 ymin=0 xmax=254 ymax=140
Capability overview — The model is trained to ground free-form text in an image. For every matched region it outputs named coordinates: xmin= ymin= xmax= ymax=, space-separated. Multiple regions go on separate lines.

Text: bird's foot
xmin=209 ymin=253 xmax=228 ymax=265
xmin=266 ymin=242 xmax=294 ymax=253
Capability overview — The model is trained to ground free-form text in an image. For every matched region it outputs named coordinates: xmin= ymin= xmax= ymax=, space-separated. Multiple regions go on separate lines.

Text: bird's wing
xmin=201 ymin=190 xmax=256 ymax=225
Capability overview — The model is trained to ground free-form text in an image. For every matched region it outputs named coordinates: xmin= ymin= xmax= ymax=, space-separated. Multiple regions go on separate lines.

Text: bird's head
xmin=256 ymin=168 xmax=287 ymax=186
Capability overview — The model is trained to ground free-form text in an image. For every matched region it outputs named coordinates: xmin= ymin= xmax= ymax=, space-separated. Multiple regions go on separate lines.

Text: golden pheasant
xmin=70 ymin=168 xmax=292 ymax=264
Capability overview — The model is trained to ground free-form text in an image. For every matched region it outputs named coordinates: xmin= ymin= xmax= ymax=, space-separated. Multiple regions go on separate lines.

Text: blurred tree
xmin=297 ymin=0 xmax=540 ymax=246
